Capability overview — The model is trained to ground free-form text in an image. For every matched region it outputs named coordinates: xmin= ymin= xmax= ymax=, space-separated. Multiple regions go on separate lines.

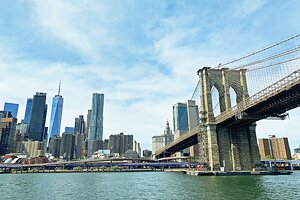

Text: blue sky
xmin=0 ymin=0 xmax=300 ymax=151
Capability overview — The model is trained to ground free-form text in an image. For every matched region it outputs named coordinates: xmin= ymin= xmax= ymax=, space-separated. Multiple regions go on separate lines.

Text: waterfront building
xmin=92 ymin=149 xmax=110 ymax=159
xmin=88 ymin=93 xmax=104 ymax=157
xmin=152 ymin=121 xmax=174 ymax=154
xmin=258 ymin=135 xmax=292 ymax=160
xmin=28 ymin=92 xmax=47 ymax=141
xmin=3 ymin=102 xmax=19 ymax=118
xmin=17 ymin=140 xmax=46 ymax=157
xmin=109 ymin=132 xmax=133 ymax=156
xmin=23 ymin=98 xmax=33 ymax=124
xmin=0 ymin=112 xmax=17 ymax=155
xmin=48 ymin=83 xmax=64 ymax=144
xmin=60 ymin=132 xmax=75 ymax=160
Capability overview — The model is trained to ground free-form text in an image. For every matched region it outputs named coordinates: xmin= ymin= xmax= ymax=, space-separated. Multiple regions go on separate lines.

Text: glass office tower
xmin=28 ymin=92 xmax=47 ymax=141
xmin=173 ymin=102 xmax=188 ymax=132
xmin=48 ymin=84 xmax=64 ymax=144
xmin=23 ymin=98 xmax=33 ymax=124
xmin=3 ymin=102 xmax=19 ymax=118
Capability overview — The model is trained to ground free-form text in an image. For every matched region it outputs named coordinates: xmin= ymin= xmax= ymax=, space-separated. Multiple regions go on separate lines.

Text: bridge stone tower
xmin=197 ymin=67 xmax=260 ymax=171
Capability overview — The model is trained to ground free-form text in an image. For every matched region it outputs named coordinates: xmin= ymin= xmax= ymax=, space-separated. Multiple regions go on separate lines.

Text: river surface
xmin=0 ymin=171 xmax=299 ymax=200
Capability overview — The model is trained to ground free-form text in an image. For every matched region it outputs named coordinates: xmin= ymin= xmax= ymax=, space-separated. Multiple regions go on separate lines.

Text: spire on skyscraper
xmin=58 ymin=80 xmax=61 ymax=96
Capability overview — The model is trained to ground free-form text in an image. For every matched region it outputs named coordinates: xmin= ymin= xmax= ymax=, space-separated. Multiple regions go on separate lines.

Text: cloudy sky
xmin=0 ymin=0 xmax=300 ymax=151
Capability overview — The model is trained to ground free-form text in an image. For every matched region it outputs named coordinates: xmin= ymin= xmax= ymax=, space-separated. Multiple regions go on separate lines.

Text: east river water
xmin=1 ymin=171 xmax=300 ymax=200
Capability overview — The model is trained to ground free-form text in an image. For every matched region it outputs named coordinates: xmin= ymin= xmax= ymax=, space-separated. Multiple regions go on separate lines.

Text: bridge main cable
xmin=218 ymin=33 xmax=300 ymax=69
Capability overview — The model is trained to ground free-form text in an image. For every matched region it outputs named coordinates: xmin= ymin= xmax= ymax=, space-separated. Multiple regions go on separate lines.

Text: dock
xmin=184 ymin=170 xmax=293 ymax=176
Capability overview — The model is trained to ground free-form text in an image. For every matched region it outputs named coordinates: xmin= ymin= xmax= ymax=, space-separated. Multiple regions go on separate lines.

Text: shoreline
xmin=0 ymin=168 xmax=295 ymax=176
xmin=0 ymin=168 xmax=164 ymax=174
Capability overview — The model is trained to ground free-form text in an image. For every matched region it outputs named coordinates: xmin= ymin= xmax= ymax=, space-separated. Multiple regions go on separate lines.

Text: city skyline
xmin=1 ymin=1 xmax=300 ymax=150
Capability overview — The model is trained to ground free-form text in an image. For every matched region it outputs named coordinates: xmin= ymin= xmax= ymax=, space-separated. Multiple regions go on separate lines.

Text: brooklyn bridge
xmin=154 ymin=34 xmax=300 ymax=171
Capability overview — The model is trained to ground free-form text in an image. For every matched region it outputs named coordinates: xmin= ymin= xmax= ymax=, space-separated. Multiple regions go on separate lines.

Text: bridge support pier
xmin=197 ymin=67 xmax=261 ymax=171
xmin=198 ymin=124 xmax=260 ymax=171
xmin=198 ymin=125 xmax=221 ymax=171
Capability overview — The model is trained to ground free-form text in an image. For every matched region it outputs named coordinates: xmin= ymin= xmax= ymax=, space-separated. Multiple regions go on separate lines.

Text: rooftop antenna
xmin=58 ymin=80 xmax=61 ymax=96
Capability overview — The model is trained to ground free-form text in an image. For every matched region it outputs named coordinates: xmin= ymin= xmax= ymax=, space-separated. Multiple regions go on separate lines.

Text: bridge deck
xmin=155 ymin=70 xmax=300 ymax=158
xmin=216 ymin=69 xmax=300 ymax=125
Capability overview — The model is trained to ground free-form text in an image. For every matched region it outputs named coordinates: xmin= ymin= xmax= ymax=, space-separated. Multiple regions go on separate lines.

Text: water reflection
xmin=0 ymin=171 xmax=299 ymax=200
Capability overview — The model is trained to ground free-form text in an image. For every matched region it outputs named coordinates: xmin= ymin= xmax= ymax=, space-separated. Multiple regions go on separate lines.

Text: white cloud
xmin=31 ymin=0 xmax=119 ymax=62
xmin=233 ymin=0 xmax=265 ymax=17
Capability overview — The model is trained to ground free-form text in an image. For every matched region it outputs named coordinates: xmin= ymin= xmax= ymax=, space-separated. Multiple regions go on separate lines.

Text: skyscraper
xmin=85 ymin=109 xmax=91 ymax=134
xmin=23 ymin=98 xmax=33 ymax=124
xmin=0 ymin=111 xmax=17 ymax=155
xmin=187 ymin=100 xmax=199 ymax=130
xmin=173 ymin=101 xmax=199 ymax=135
xmin=186 ymin=100 xmax=200 ymax=158
xmin=172 ymin=100 xmax=200 ymax=157
xmin=173 ymin=103 xmax=188 ymax=133
xmin=28 ymin=92 xmax=47 ymax=141
xmin=74 ymin=115 xmax=85 ymax=159
xmin=74 ymin=115 xmax=85 ymax=134
xmin=3 ymin=102 xmax=19 ymax=118
xmin=88 ymin=93 xmax=104 ymax=156
xmin=48 ymin=83 xmax=64 ymax=144
xmin=133 ymin=141 xmax=141 ymax=156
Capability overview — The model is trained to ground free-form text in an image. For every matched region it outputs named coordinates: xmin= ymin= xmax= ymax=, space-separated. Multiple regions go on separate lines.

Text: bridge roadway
xmin=0 ymin=158 xmax=156 ymax=169
xmin=0 ymin=158 xmax=202 ymax=170
xmin=155 ymin=69 xmax=300 ymax=158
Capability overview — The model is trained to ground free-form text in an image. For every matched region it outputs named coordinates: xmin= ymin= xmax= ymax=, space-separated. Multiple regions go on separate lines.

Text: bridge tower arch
xmin=197 ymin=67 xmax=260 ymax=171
